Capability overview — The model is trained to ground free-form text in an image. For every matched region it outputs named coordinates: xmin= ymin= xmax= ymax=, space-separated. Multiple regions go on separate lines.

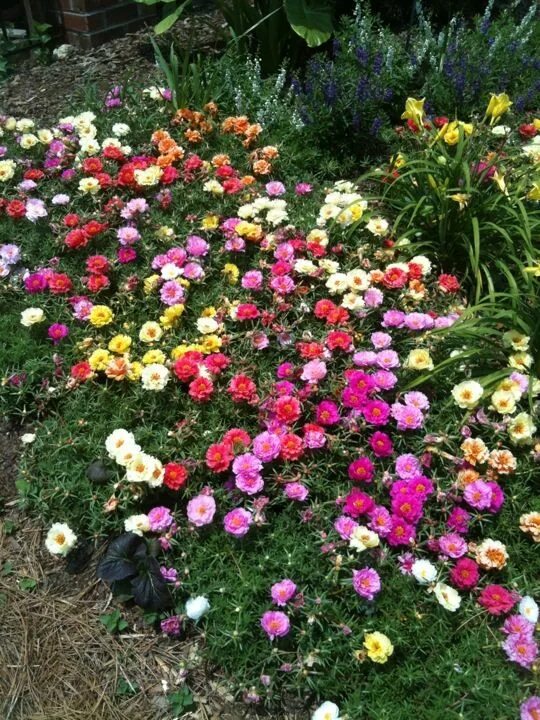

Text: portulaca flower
xmin=124 ymin=514 xmax=150 ymax=536
xmin=45 ymin=523 xmax=77 ymax=556
xmin=20 ymin=433 xmax=36 ymax=444
xmin=185 ymin=596 xmax=210 ymax=621
xmin=451 ymin=380 xmax=484 ymax=409
xmin=141 ymin=363 xmax=170 ymax=391
xmin=519 ymin=596 xmax=539 ymax=624
xmin=312 ymin=701 xmax=341 ymax=720
xmin=434 ymin=582 xmax=461 ymax=612
xmin=105 ymin=428 xmax=137 ymax=461
xmin=20 ymin=307 xmax=44 ymax=327
xmin=412 ymin=559 xmax=437 ymax=584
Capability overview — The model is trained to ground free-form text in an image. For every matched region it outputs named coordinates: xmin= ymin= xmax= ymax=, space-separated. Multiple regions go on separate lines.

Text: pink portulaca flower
xmin=271 ymin=579 xmax=297 ymax=606
xmin=148 ymin=506 xmax=174 ymax=532
xmin=260 ymin=610 xmax=290 ymax=640
xmin=187 ymin=494 xmax=216 ymax=527
xmin=352 ymin=568 xmax=381 ymax=600
xmin=224 ymin=508 xmax=252 ymax=536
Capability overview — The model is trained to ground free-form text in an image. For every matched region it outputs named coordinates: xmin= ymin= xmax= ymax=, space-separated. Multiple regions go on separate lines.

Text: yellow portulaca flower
xmin=127 ymin=361 xmax=143 ymax=381
xmin=401 ymin=97 xmax=425 ymax=128
xmin=508 ymin=412 xmax=537 ymax=445
xmin=485 ymin=93 xmax=512 ymax=124
xmin=78 ymin=177 xmax=100 ymax=194
xmin=37 ymin=129 xmax=53 ymax=144
xmin=108 ymin=334 xmax=132 ymax=354
xmin=134 ymin=166 xmax=162 ymax=186
xmin=492 ymin=170 xmax=508 ymax=195
xmin=363 ymin=632 xmax=394 ymax=664
xmin=139 ymin=321 xmax=163 ymax=343
xmin=201 ymin=214 xmax=219 ymax=230
xmin=170 ymin=344 xmax=190 ymax=360
xmin=235 ymin=221 xmax=263 ymax=241
xmin=200 ymin=335 xmax=222 ymax=353
xmin=20 ymin=133 xmax=39 ymax=149
xmin=160 ymin=304 xmax=184 ymax=328
xmin=89 ymin=348 xmax=111 ymax=371
xmin=156 ymin=225 xmax=175 ymax=240
xmin=392 ymin=153 xmax=406 ymax=169
xmin=508 ymin=352 xmax=532 ymax=371
xmin=524 ymin=261 xmax=540 ymax=277
xmin=143 ymin=275 xmax=160 ymax=295
xmin=142 ymin=349 xmax=166 ymax=365
xmin=490 ymin=389 xmax=517 ymax=415
xmin=222 ymin=263 xmax=240 ymax=284
xmin=404 ymin=349 xmax=434 ymax=371
xmin=502 ymin=330 xmax=530 ymax=352
xmin=89 ymin=305 xmax=114 ymax=327
xmin=0 ymin=159 xmax=16 ymax=182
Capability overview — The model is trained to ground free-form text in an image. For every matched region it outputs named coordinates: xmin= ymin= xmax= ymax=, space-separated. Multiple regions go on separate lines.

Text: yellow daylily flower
xmin=527 ymin=181 xmax=540 ymax=201
xmin=401 ymin=97 xmax=425 ymax=128
xmin=523 ymin=262 xmax=540 ymax=277
xmin=492 ymin=170 xmax=508 ymax=195
xmin=485 ymin=93 xmax=512 ymax=124
xmin=450 ymin=193 xmax=470 ymax=210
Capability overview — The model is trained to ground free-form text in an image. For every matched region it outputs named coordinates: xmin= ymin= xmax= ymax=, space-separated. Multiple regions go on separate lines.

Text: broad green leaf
xmin=284 ymin=0 xmax=333 ymax=47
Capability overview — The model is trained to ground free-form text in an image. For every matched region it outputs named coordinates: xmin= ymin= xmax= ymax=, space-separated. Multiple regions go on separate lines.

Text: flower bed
xmin=1 ymin=91 xmax=539 ymax=719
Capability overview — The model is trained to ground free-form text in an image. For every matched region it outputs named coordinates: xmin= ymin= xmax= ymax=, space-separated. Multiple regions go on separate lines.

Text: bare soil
xmin=0 ymin=423 xmax=306 ymax=719
xmin=0 ymin=11 xmax=225 ymax=125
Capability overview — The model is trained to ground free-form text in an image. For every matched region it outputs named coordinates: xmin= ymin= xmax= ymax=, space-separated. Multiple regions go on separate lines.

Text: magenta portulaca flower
xmin=260 ymin=610 xmax=290 ymax=640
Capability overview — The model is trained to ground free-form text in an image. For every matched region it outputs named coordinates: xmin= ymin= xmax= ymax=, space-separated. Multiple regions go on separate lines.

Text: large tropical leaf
xmin=284 ymin=0 xmax=333 ymax=47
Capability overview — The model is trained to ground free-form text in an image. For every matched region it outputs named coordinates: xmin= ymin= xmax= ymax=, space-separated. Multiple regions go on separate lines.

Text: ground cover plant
xmin=0 ymin=85 xmax=539 ymax=720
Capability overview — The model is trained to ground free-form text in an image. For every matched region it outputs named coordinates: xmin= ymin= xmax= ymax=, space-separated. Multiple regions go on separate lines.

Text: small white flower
xmin=434 ymin=582 xmax=461 ymax=612
xmin=20 ymin=433 xmax=36 ymax=444
xmin=519 ymin=596 xmax=539 ymax=624
xmin=412 ymin=559 xmax=438 ymax=584
xmin=45 ymin=523 xmax=77 ymax=556
xmin=124 ymin=514 xmax=150 ymax=536
xmin=141 ymin=363 xmax=170 ymax=391
xmin=185 ymin=596 xmax=210 ymax=621
xmin=312 ymin=701 xmax=341 ymax=720
xmin=451 ymin=380 xmax=484 ymax=409
xmin=112 ymin=122 xmax=130 ymax=137
xmin=20 ymin=307 xmax=44 ymax=327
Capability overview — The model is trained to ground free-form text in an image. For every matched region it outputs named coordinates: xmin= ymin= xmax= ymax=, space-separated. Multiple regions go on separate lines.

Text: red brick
xmin=105 ymin=4 xmax=139 ymax=26
xmin=62 ymin=10 xmax=105 ymax=32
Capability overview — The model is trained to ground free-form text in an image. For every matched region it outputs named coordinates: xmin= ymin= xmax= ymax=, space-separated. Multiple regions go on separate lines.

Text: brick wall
xmin=47 ymin=0 xmax=158 ymax=49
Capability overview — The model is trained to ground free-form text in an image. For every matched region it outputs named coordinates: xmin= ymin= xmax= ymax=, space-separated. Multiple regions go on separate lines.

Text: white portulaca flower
xmin=20 ymin=308 xmax=45 ymax=327
xmin=141 ymin=363 xmax=170 ymax=391
xmin=451 ymin=380 xmax=484 ymax=409
xmin=312 ymin=701 xmax=341 ymax=720
xmin=45 ymin=523 xmax=77 ymax=556
xmin=124 ymin=514 xmax=150 ymax=536
xmin=412 ymin=559 xmax=437 ymax=584
xmin=519 ymin=596 xmax=539 ymax=624
xmin=434 ymin=582 xmax=461 ymax=612
xmin=20 ymin=433 xmax=36 ymax=444
xmin=196 ymin=317 xmax=219 ymax=335
xmin=105 ymin=428 xmax=137 ymax=461
xmin=112 ymin=123 xmax=130 ymax=137
xmin=185 ymin=596 xmax=211 ymax=621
